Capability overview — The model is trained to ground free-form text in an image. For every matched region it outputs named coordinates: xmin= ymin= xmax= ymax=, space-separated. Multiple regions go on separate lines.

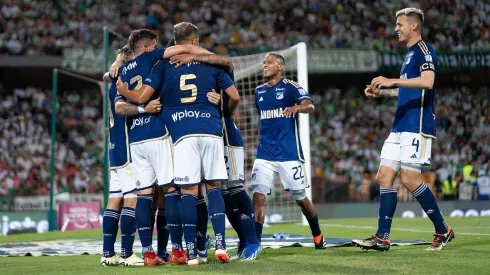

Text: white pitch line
xmin=320 ymin=223 xmax=490 ymax=236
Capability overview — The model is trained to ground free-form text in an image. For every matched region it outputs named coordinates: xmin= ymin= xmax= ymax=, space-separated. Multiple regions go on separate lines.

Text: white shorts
xmin=223 ymin=146 xmax=245 ymax=187
xmin=109 ymin=164 xmax=137 ymax=198
xmin=380 ymin=132 xmax=432 ymax=165
xmin=173 ymin=136 xmax=228 ymax=185
xmin=130 ymin=138 xmax=174 ymax=190
xmin=250 ymin=159 xmax=308 ymax=193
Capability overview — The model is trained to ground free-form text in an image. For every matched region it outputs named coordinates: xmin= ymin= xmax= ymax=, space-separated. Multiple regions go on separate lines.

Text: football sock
xmin=207 ymin=188 xmax=227 ymax=249
xmin=102 ymin=209 xmax=119 ymax=257
xmin=165 ymin=190 xmax=183 ymax=251
xmin=120 ymin=207 xmax=136 ymax=258
xmin=181 ymin=194 xmax=198 ymax=257
xmin=157 ymin=208 xmax=169 ymax=256
xmin=412 ymin=183 xmax=448 ymax=234
xmin=375 ymin=188 xmax=398 ymax=240
xmin=223 ymin=191 xmax=246 ymax=245
xmin=196 ymin=196 xmax=209 ymax=252
xmin=231 ymin=188 xmax=259 ymax=244
xmin=136 ymin=193 xmax=154 ymax=253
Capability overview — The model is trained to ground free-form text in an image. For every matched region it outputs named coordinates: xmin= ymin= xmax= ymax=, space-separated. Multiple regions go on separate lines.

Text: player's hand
xmin=109 ymin=60 xmax=124 ymax=78
xmin=170 ymin=54 xmax=196 ymax=67
xmin=207 ymin=89 xmax=221 ymax=106
xmin=283 ymin=106 xmax=298 ymax=118
xmin=145 ymin=98 xmax=162 ymax=113
xmin=364 ymin=85 xmax=380 ymax=97
xmin=116 ymin=77 xmax=128 ymax=93
xmin=371 ymin=76 xmax=396 ymax=89
xmin=231 ymin=110 xmax=239 ymax=120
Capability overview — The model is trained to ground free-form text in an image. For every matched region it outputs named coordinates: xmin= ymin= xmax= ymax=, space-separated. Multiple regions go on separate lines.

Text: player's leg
xmin=164 ymin=185 xmax=186 ymax=265
xmin=277 ymin=161 xmax=326 ymax=249
xmin=222 ymin=184 xmax=246 ymax=259
xmin=101 ymin=170 xmax=122 ymax=266
xmin=352 ymin=133 xmax=400 ymax=251
xmin=251 ymin=159 xmax=277 ymax=244
xmin=117 ymin=164 xmax=144 ymax=266
xmin=150 ymin=187 xmax=158 ymax=236
xmin=156 ymin=186 xmax=170 ymax=261
xmin=173 ymin=137 xmax=201 ymax=266
xmin=196 ymin=184 xmax=210 ymax=263
xmin=399 ymin=134 xmax=454 ymax=250
xmin=201 ymin=137 xmax=230 ymax=263
xmin=130 ymin=144 xmax=161 ymax=266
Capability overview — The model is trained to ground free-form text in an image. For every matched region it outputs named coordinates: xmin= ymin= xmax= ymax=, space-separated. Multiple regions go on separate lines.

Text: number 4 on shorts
xmin=412 ymin=138 xmax=419 ymax=152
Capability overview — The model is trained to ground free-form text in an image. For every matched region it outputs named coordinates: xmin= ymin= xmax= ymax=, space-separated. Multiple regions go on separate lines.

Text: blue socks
xmin=376 ymin=188 xmax=398 ymax=240
xmin=157 ymin=208 xmax=169 ymax=256
xmin=306 ymin=214 xmax=322 ymax=237
xmin=181 ymin=194 xmax=198 ymax=257
xmin=165 ymin=190 xmax=183 ymax=251
xmin=136 ymin=194 xmax=154 ymax=253
xmin=196 ymin=196 xmax=209 ymax=252
xmin=231 ymin=187 xmax=259 ymax=244
xmin=102 ymin=209 xmax=119 ymax=257
xmin=120 ymin=207 xmax=136 ymax=258
xmin=255 ymin=222 xmax=263 ymax=243
xmin=207 ymin=188 xmax=226 ymax=249
xmin=223 ymin=192 xmax=246 ymax=246
xmin=412 ymin=183 xmax=448 ymax=234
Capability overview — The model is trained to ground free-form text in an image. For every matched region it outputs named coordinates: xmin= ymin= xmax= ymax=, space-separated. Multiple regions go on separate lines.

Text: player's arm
xmin=162 ymin=44 xmax=213 ymax=59
xmin=116 ymin=82 xmax=156 ymax=105
xmin=365 ymin=85 xmax=399 ymax=98
xmin=115 ymin=98 xmax=162 ymax=117
xmin=216 ymin=68 xmax=240 ymax=112
xmin=170 ymin=54 xmax=234 ymax=73
xmin=283 ymin=99 xmax=314 ymax=118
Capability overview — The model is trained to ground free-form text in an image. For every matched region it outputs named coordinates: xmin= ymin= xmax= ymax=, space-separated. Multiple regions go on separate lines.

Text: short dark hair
xmin=173 ymin=22 xmax=199 ymax=44
xmin=128 ymin=29 xmax=158 ymax=52
xmin=267 ymin=52 xmax=285 ymax=65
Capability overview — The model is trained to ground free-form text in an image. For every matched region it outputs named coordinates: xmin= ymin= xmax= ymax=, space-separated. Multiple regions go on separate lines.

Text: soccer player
xmin=115 ymin=28 xmax=220 ymax=266
xmin=251 ymin=52 xmax=327 ymax=249
xmin=352 ymin=8 xmax=455 ymax=251
xmin=101 ymin=45 xmax=152 ymax=267
xmin=117 ymin=22 xmax=240 ymax=266
xmin=170 ymin=54 xmax=261 ymax=260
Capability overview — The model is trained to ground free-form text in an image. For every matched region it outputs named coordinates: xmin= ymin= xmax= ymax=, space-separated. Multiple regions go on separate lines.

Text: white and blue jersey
xmin=108 ymin=78 xmax=130 ymax=169
xmin=118 ymin=48 xmax=168 ymax=145
xmin=392 ymin=40 xmax=437 ymax=138
xmin=144 ymin=60 xmax=234 ymax=144
xmin=220 ymin=72 xmax=243 ymax=147
xmin=254 ymin=78 xmax=311 ymax=162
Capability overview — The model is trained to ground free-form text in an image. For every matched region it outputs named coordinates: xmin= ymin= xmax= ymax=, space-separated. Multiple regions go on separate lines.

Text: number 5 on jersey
xmin=180 ymin=74 xmax=197 ymax=103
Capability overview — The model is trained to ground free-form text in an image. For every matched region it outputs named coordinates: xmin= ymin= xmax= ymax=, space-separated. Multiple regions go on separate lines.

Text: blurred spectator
xmin=0 ymin=0 xmax=489 ymax=56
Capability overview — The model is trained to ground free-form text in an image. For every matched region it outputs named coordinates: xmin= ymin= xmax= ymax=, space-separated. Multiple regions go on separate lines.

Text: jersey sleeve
xmin=216 ymin=68 xmax=234 ymax=91
xmin=289 ymin=83 xmax=312 ymax=104
xmin=415 ymin=42 xmax=436 ymax=72
xmin=143 ymin=60 xmax=164 ymax=90
xmin=147 ymin=48 xmax=166 ymax=63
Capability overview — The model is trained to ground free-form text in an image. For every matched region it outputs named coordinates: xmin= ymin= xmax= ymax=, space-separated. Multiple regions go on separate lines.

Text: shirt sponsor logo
xmin=260 ymin=108 xmax=284 ymax=119
xmin=171 ymin=110 xmax=212 ymax=122
xmin=130 ymin=116 xmax=151 ymax=130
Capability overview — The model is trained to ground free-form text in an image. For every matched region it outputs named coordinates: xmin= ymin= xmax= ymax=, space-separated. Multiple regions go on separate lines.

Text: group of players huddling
xmin=101 ymin=7 xmax=454 ymax=267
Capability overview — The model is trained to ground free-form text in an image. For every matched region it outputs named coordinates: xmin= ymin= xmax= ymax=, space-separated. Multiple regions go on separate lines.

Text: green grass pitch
xmin=1 ymin=217 xmax=489 ymax=275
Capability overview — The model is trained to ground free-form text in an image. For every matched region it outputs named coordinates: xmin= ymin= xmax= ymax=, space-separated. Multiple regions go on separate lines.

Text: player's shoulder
xmin=282 ymin=78 xmax=302 ymax=89
xmin=255 ymin=83 xmax=268 ymax=92
xmin=415 ymin=40 xmax=436 ymax=58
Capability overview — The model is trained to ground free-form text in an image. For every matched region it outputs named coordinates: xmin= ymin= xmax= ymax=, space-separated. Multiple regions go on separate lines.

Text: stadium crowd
xmin=1 ymin=0 xmax=489 ymax=56
xmin=1 ymin=83 xmax=488 ymax=203
xmin=0 ymin=84 xmax=104 ymax=197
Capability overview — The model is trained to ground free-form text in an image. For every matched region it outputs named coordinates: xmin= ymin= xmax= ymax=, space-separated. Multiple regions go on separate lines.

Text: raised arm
xmin=170 ymin=54 xmax=234 ymax=73
xmin=163 ymin=44 xmax=213 ymax=59
xmin=116 ymin=81 xmax=156 ymax=105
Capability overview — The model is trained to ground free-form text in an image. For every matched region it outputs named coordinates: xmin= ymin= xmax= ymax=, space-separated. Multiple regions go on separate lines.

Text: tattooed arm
xmin=114 ymin=99 xmax=162 ymax=117
xmin=170 ymin=53 xmax=234 ymax=73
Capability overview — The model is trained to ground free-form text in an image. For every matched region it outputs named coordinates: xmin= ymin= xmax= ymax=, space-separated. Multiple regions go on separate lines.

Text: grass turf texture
xmin=1 ymin=217 xmax=489 ymax=275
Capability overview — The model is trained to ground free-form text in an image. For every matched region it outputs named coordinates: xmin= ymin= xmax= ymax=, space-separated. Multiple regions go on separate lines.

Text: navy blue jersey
xmin=118 ymin=48 xmax=168 ymax=144
xmin=144 ymin=60 xmax=234 ymax=144
xmin=108 ymin=79 xmax=130 ymax=168
xmin=392 ymin=40 xmax=437 ymax=138
xmin=220 ymin=72 xmax=243 ymax=147
xmin=254 ymin=78 xmax=311 ymax=162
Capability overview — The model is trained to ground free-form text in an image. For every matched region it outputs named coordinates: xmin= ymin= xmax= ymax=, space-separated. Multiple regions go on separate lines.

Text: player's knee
xmin=180 ymin=184 xmax=199 ymax=195
xmin=123 ymin=196 xmax=137 ymax=208
xmin=252 ymin=184 xmax=270 ymax=197
xmin=107 ymin=197 xmax=122 ymax=210
xmin=206 ymin=181 xmax=221 ymax=190
xmin=290 ymin=189 xmax=307 ymax=201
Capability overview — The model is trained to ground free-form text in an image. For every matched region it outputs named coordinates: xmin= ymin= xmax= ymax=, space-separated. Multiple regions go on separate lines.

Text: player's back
xmin=119 ymin=49 xmax=167 ymax=144
xmin=393 ymin=40 xmax=437 ymax=138
xmin=108 ymin=79 xmax=129 ymax=169
xmin=255 ymin=78 xmax=309 ymax=162
xmin=157 ymin=60 xmax=234 ymax=144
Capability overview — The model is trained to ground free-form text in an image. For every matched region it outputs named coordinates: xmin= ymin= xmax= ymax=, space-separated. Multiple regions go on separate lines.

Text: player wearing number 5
xmin=117 ymin=22 xmax=240 ymax=266
xmin=251 ymin=53 xmax=327 ymax=249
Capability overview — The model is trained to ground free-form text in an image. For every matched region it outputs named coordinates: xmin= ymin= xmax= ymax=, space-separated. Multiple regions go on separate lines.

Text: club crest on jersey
xmin=405 ymin=52 xmax=414 ymax=64
xmin=276 ymin=91 xmax=284 ymax=100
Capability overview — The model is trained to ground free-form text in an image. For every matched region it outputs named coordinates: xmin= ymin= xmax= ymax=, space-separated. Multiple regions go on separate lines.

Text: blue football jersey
xmin=118 ymin=48 xmax=169 ymax=144
xmin=220 ymin=72 xmax=243 ymax=147
xmin=255 ymin=78 xmax=311 ymax=162
xmin=392 ymin=40 xmax=437 ymax=138
xmin=108 ymin=79 xmax=130 ymax=168
xmin=144 ymin=60 xmax=234 ymax=144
